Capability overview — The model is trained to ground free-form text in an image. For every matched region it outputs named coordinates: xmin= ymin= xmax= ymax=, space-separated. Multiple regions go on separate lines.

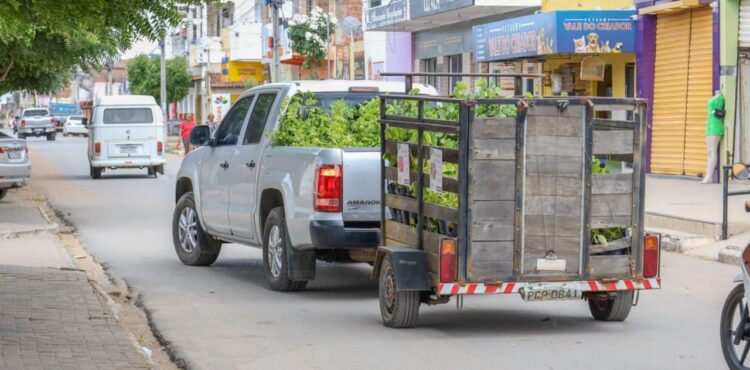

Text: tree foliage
xmin=127 ymin=55 xmax=191 ymax=103
xmin=0 ymin=0 xmax=207 ymax=94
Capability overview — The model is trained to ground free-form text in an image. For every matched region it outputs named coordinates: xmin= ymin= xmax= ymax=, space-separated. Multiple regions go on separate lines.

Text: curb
xmin=646 ymin=228 xmax=714 ymax=253
xmin=0 ymin=223 xmax=59 ymax=239
xmin=719 ymin=245 xmax=742 ymax=266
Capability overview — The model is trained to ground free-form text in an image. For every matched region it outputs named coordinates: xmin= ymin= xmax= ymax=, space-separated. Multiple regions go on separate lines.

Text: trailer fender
xmin=372 ymin=247 xmax=432 ymax=291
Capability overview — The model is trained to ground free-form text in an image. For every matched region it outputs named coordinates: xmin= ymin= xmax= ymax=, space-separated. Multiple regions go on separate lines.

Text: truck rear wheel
xmin=379 ymin=255 xmax=420 ymax=328
xmin=263 ymin=207 xmax=307 ymax=292
xmin=90 ymin=166 xmax=102 ymax=180
xmin=172 ymin=192 xmax=222 ymax=266
xmin=588 ymin=291 xmax=633 ymax=321
xmin=0 ymin=189 xmax=7 ymax=201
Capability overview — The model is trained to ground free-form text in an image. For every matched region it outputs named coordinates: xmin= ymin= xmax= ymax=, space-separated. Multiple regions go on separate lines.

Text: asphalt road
xmin=22 ymin=134 xmax=738 ymax=370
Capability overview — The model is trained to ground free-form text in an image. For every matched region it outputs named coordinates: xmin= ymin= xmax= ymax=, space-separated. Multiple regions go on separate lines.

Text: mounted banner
xmin=473 ymin=10 xmax=636 ymax=63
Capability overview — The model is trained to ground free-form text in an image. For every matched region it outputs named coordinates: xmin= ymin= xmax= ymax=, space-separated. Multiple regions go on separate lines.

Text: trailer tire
xmin=588 ymin=291 xmax=633 ymax=321
xmin=379 ymin=255 xmax=420 ymax=328
xmin=263 ymin=207 xmax=307 ymax=292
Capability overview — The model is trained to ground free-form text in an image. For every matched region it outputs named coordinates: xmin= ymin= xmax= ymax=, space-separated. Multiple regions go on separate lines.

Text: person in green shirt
xmin=703 ymin=92 xmax=725 ymax=184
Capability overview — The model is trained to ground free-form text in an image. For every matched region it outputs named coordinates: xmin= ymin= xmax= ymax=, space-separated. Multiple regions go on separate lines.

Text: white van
xmin=88 ymin=95 xmax=166 ymax=179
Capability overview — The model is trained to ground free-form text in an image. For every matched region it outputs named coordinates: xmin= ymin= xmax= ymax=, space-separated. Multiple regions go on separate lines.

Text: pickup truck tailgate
xmin=341 ymin=148 xmax=381 ymax=222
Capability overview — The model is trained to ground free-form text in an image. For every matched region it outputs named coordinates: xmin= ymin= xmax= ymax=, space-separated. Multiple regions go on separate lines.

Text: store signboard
xmin=410 ymin=0 xmax=473 ymax=19
xmin=211 ymin=94 xmax=232 ymax=122
xmin=415 ymin=24 xmax=472 ymax=59
xmin=366 ymin=0 xmax=408 ymax=29
xmin=473 ymin=10 xmax=636 ymax=63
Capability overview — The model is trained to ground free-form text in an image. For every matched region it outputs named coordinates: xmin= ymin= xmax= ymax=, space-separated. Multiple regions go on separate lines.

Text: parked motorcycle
xmin=721 ymin=164 xmax=750 ymax=369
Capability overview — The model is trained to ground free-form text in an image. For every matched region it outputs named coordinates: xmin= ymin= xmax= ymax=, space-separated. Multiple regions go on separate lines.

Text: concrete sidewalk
xmin=0 ymin=188 xmax=150 ymax=369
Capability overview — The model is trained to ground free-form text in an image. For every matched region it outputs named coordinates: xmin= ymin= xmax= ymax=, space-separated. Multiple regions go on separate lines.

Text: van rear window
xmin=103 ymin=108 xmax=153 ymax=124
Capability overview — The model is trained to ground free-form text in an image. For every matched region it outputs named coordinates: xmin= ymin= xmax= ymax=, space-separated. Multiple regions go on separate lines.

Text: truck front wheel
xmin=262 ymin=207 xmax=307 ymax=292
xmin=172 ymin=192 xmax=222 ymax=266
xmin=379 ymin=255 xmax=420 ymax=328
xmin=588 ymin=291 xmax=633 ymax=321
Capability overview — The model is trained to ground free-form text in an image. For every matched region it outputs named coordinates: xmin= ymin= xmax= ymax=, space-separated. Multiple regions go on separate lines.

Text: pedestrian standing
xmin=703 ymin=90 xmax=725 ymax=184
xmin=181 ymin=115 xmax=197 ymax=155
xmin=205 ymin=113 xmax=219 ymax=139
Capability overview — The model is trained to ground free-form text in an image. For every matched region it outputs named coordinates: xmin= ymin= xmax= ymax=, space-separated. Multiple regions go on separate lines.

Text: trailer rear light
xmin=21 ymin=119 xmax=26 ymax=127
xmin=314 ymin=165 xmax=342 ymax=212
xmin=440 ymin=238 xmax=457 ymax=283
xmin=94 ymin=142 xmax=101 ymax=156
xmin=157 ymin=141 xmax=163 ymax=155
xmin=643 ymin=235 xmax=659 ymax=278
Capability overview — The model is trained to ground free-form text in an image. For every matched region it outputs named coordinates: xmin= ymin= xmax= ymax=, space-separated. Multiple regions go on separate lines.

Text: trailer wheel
xmin=588 ymin=291 xmax=633 ymax=321
xmin=379 ymin=254 xmax=420 ymax=328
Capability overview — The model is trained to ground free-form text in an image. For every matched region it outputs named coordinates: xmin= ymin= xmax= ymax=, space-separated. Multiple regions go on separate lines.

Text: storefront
xmin=473 ymin=10 xmax=636 ymax=108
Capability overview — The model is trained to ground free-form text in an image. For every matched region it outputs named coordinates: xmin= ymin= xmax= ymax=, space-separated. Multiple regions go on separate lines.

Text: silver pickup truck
xmin=173 ymin=80 xmax=436 ymax=291
xmin=18 ymin=108 xmax=56 ymax=141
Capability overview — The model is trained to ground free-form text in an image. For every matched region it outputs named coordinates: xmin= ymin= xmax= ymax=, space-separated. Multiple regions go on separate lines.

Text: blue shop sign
xmin=473 ymin=10 xmax=636 ymax=63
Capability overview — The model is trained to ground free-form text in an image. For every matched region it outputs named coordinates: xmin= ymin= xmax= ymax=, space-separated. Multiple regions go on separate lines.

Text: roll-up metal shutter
xmin=651 ymin=11 xmax=690 ymax=175
xmin=683 ymin=7 xmax=714 ymax=177
xmin=740 ymin=0 xmax=750 ymax=49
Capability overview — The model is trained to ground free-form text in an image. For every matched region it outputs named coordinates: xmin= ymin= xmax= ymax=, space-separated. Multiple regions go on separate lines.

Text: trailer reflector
xmin=643 ymin=235 xmax=659 ymax=278
xmin=439 ymin=238 xmax=457 ymax=283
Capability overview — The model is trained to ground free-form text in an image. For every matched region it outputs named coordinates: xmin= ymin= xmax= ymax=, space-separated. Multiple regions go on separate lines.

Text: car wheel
xmin=18 ymin=134 xmax=25 ymax=139
xmin=147 ymin=167 xmax=157 ymax=178
xmin=379 ymin=254 xmax=420 ymax=328
xmin=46 ymin=133 xmax=55 ymax=141
xmin=89 ymin=166 xmax=102 ymax=180
xmin=0 ymin=189 xmax=7 ymax=201
xmin=172 ymin=192 xmax=221 ymax=266
xmin=63 ymin=132 xmax=68 ymax=137
xmin=262 ymin=207 xmax=307 ymax=292
xmin=588 ymin=291 xmax=633 ymax=321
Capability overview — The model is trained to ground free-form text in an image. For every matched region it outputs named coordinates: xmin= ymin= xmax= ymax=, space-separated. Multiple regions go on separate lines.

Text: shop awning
xmin=472 ymin=10 xmax=636 ymax=63
xmin=639 ymin=0 xmax=703 ymax=15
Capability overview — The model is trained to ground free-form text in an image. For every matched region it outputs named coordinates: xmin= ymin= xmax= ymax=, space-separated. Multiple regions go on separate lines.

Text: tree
xmin=127 ymin=55 xmax=191 ymax=104
xmin=0 ymin=0 xmax=207 ymax=94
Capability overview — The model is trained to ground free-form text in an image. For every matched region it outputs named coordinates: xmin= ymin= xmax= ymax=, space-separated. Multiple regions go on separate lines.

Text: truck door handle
xmin=219 ymin=161 xmax=229 ymax=169
xmin=246 ymin=160 xmax=256 ymax=168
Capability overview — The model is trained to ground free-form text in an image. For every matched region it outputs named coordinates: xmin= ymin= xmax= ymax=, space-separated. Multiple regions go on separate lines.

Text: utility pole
xmin=269 ymin=0 xmax=282 ymax=83
xmin=160 ymin=37 xmax=168 ymax=123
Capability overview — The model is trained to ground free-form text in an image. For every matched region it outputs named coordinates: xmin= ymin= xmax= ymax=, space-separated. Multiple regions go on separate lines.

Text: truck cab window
xmin=243 ymin=93 xmax=277 ymax=145
xmin=215 ymin=96 xmax=253 ymax=146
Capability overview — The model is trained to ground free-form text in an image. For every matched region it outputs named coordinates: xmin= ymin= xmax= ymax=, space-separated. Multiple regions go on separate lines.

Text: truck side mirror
xmin=190 ymin=125 xmax=211 ymax=147
xmin=81 ymin=117 xmax=88 ymax=127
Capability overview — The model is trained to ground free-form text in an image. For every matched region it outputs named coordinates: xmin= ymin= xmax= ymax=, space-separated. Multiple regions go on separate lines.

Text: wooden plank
xmin=588 ymin=255 xmax=632 ymax=279
xmin=384 ymin=141 xmax=459 ymax=164
xmin=529 ymin=105 xmax=584 ymax=118
xmin=524 ymin=195 xmax=582 ymax=217
xmin=591 ymin=216 xmax=632 ymax=228
xmin=472 ymin=117 xmax=516 ymax=139
xmin=527 ymin=115 xmax=583 ymax=137
xmin=471 ymin=221 xmax=514 ymax=241
xmin=593 ymin=130 xmax=633 ymax=155
xmin=592 ymin=119 xmax=634 ymax=130
xmin=524 ymin=215 xmax=582 ymax=237
xmin=471 ymin=139 xmax=515 ymax=160
xmin=384 ymin=167 xmax=459 ymax=193
xmin=526 ymin=175 xmax=582 ymax=196
xmin=590 ymin=237 xmax=631 ymax=254
xmin=384 ymin=194 xmax=459 ymax=223
xmin=468 ymin=241 xmax=515 ymax=281
xmin=471 ymin=201 xmax=515 ymax=222
xmin=384 ymin=220 xmax=417 ymax=247
xmin=592 ymin=173 xmax=633 ymax=195
xmin=526 ymin=155 xmax=583 ymax=177
xmin=591 ymin=194 xmax=632 ymax=217
xmin=527 ymin=135 xmax=583 ymax=157
xmin=593 ymin=104 xmax=636 ymax=112
xmin=522 ymin=235 xmax=581 ymax=275
xmin=469 ymin=160 xmax=515 ymax=200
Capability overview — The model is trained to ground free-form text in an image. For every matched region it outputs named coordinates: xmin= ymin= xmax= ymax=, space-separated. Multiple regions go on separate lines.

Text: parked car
xmin=0 ymin=131 xmax=30 ymax=201
xmin=173 ymin=80 xmax=438 ymax=291
xmin=88 ymin=95 xmax=166 ymax=179
xmin=63 ymin=115 xmax=88 ymax=137
xmin=18 ymin=108 xmax=56 ymax=140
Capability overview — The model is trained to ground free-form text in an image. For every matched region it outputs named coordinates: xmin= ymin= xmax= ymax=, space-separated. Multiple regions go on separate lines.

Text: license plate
xmin=120 ymin=145 xmax=138 ymax=154
xmin=34 ymin=129 xmax=43 ymax=134
xmin=8 ymin=149 xmax=22 ymax=160
xmin=522 ymin=283 xmax=582 ymax=302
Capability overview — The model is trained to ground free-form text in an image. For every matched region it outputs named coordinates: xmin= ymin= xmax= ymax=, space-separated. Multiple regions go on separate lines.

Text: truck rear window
xmin=23 ymin=110 xmax=49 ymax=117
xmin=103 ymin=108 xmax=154 ymax=125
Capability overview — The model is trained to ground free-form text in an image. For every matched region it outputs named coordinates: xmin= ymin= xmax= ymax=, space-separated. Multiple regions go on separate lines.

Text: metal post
xmin=271 ymin=0 xmax=281 ymax=83
xmin=723 ymin=165 xmax=731 ymax=240
xmin=160 ymin=38 xmax=168 ymax=123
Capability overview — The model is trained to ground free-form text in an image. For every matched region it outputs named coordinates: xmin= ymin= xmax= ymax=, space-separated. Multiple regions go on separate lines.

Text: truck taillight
xmin=643 ymin=235 xmax=659 ymax=278
xmin=21 ymin=119 xmax=26 ymax=127
xmin=440 ymin=238 xmax=457 ymax=283
xmin=51 ymin=117 xmax=55 ymax=123
xmin=314 ymin=164 xmax=342 ymax=212
xmin=94 ymin=142 xmax=101 ymax=156
xmin=157 ymin=141 xmax=163 ymax=155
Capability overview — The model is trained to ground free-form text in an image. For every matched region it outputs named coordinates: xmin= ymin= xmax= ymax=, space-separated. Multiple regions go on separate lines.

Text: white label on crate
xmin=397 ymin=143 xmax=410 ymax=186
xmin=429 ymin=148 xmax=443 ymax=193
xmin=536 ymin=258 xmax=567 ymax=272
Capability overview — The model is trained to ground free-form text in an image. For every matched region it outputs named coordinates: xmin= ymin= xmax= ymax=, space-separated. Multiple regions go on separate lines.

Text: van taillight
xmin=21 ymin=119 xmax=26 ymax=127
xmin=643 ymin=235 xmax=659 ymax=278
xmin=314 ymin=165 xmax=342 ymax=212
xmin=440 ymin=238 xmax=457 ymax=283
xmin=157 ymin=141 xmax=163 ymax=155
xmin=94 ymin=142 xmax=101 ymax=156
